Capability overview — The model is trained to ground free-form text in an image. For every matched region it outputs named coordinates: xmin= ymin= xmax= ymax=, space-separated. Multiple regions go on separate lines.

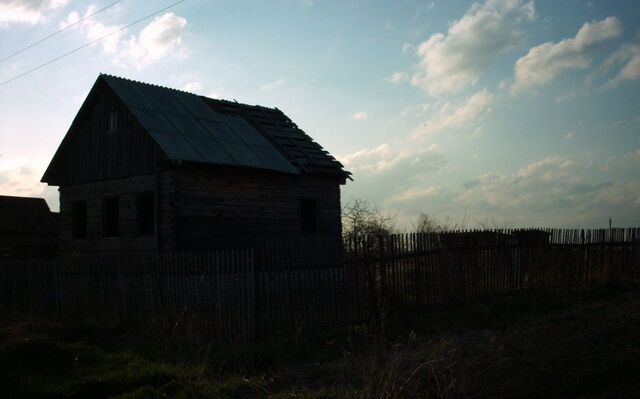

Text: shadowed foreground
xmin=1 ymin=285 xmax=638 ymax=398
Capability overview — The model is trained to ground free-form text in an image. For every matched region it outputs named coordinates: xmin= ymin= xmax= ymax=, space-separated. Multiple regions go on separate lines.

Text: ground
xmin=1 ymin=285 xmax=639 ymax=398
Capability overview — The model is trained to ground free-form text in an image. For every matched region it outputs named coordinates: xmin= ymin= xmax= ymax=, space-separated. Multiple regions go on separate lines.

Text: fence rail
xmin=1 ymin=228 xmax=638 ymax=341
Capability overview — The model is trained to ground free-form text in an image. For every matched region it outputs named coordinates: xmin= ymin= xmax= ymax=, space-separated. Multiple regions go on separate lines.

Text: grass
xmin=1 ymin=284 xmax=639 ymax=398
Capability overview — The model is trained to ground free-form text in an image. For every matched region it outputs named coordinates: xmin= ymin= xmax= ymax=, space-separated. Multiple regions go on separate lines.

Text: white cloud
xmin=340 ymin=141 xmax=440 ymax=174
xmin=622 ymin=148 xmax=640 ymax=163
xmin=352 ymin=111 xmax=368 ymax=121
xmin=603 ymin=42 xmax=640 ymax=88
xmin=341 ymin=90 xmax=492 ymax=212
xmin=554 ymin=90 xmax=578 ymax=104
xmin=516 ymin=156 xmax=578 ymax=181
xmin=469 ymin=126 xmax=483 ymax=139
xmin=58 ymin=8 xmax=77 ymax=28
xmin=261 ymin=79 xmax=285 ymax=92
xmin=511 ymin=16 xmax=623 ymax=93
xmin=340 ymin=143 xmax=395 ymax=174
xmin=593 ymin=180 xmax=640 ymax=208
xmin=66 ymin=7 xmax=188 ymax=68
xmin=0 ymin=162 xmax=58 ymax=210
xmin=386 ymin=186 xmax=440 ymax=204
xmin=410 ymin=0 xmax=535 ymax=96
xmin=412 ymin=89 xmax=493 ymax=139
xmin=207 ymin=90 xmax=222 ymax=99
xmin=454 ymin=156 xmax=640 ymax=225
xmin=386 ymin=71 xmax=409 ymax=84
xmin=68 ymin=5 xmax=124 ymax=54
xmin=117 ymin=12 xmax=187 ymax=68
xmin=0 ymin=0 xmax=68 ymax=26
xmin=344 ymin=151 xmax=640 ymax=228
xmin=340 ymin=141 xmax=447 ymax=215
xmin=181 ymin=81 xmax=203 ymax=93
xmin=564 ymin=130 xmax=575 ymax=140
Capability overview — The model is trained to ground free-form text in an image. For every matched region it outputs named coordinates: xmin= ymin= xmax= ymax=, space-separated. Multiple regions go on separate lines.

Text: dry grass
xmin=1 ymin=285 xmax=639 ymax=398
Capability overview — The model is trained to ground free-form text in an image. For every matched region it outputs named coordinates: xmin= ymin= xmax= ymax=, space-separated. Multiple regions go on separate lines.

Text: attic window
xmin=136 ymin=193 xmax=154 ymax=236
xmin=106 ymin=112 xmax=117 ymax=133
xmin=102 ymin=197 xmax=119 ymax=237
xmin=71 ymin=201 xmax=87 ymax=239
xmin=300 ymin=198 xmax=318 ymax=235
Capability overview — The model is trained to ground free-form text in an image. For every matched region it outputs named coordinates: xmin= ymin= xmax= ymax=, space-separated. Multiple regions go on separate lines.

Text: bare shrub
xmin=413 ymin=211 xmax=470 ymax=233
xmin=342 ymin=199 xmax=396 ymax=241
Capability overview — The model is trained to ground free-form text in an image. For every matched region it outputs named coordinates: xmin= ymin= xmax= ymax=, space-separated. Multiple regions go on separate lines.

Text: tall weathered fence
xmin=345 ymin=228 xmax=640 ymax=316
xmin=0 ymin=228 xmax=638 ymax=341
xmin=0 ymin=246 xmax=369 ymax=341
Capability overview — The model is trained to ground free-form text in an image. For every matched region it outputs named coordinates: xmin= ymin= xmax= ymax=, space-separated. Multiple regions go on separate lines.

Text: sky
xmin=0 ymin=0 xmax=639 ymax=229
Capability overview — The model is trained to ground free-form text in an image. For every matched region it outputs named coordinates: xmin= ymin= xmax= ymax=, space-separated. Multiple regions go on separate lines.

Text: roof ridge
xmin=99 ymin=73 xmax=278 ymax=111
xmin=0 ymin=194 xmax=47 ymax=201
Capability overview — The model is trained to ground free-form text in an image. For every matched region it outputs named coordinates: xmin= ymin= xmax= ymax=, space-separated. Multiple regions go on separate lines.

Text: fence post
xmin=252 ymin=248 xmax=259 ymax=341
xmin=152 ymin=253 xmax=165 ymax=325
xmin=363 ymin=236 xmax=379 ymax=331
xmin=54 ymin=259 xmax=61 ymax=321
xmin=378 ymin=235 xmax=386 ymax=305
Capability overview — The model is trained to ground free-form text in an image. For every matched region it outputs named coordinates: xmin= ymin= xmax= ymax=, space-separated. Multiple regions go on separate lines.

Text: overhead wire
xmin=0 ymin=0 xmax=125 ymax=65
xmin=0 ymin=0 xmax=189 ymax=88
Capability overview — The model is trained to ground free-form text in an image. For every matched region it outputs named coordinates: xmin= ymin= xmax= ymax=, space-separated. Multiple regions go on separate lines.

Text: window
xmin=136 ymin=193 xmax=154 ymax=236
xmin=300 ymin=198 xmax=318 ymax=234
xmin=102 ymin=197 xmax=119 ymax=237
xmin=71 ymin=201 xmax=87 ymax=239
xmin=106 ymin=112 xmax=117 ymax=133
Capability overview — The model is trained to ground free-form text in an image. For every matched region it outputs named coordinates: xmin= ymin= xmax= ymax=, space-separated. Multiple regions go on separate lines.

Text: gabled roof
xmin=0 ymin=195 xmax=57 ymax=235
xmin=43 ymin=75 xmax=349 ymax=183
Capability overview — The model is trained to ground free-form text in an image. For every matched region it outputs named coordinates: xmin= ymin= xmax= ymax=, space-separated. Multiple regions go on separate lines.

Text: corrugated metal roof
xmin=101 ymin=75 xmax=298 ymax=175
xmin=203 ymin=97 xmax=350 ymax=178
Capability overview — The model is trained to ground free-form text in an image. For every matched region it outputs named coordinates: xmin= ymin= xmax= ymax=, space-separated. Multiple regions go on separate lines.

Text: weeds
xmin=1 ymin=286 xmax=638 ymax=398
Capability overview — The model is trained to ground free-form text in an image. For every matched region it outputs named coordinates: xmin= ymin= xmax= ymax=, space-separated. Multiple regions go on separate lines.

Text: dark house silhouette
xmin=0 ymin=195 xmax=58 ymax=258
xmin=439 ymin=230 xmax=514 ymax=249
xmin=42 ymin=75 xmax=350 ymax=255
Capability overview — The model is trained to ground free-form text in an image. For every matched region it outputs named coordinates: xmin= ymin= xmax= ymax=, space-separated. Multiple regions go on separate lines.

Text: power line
xmin=0 ymin=0 xmax=188 ymax=88
xmin=0 ymin=0 xmax=125 ymax=65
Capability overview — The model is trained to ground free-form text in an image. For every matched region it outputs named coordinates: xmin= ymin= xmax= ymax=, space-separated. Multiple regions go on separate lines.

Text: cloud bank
xmin=0 ymin=0 xmax=68 ymax=26
xmin=512 ymin=16 xmax=623 ymax=93
xmin=410 ymin=0 xmax=535 ymax=96
xmin=62 ymin=5 xmax=188 ymax=69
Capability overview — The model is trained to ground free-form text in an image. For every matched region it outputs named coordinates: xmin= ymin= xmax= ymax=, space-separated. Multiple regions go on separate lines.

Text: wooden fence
xmin=0 ymin=249 xmax=369 ymax=341
xmin=345 ymin=228 xmax=640 ymax=320
xmin=0 ymin=228 xmax=638 ymax=341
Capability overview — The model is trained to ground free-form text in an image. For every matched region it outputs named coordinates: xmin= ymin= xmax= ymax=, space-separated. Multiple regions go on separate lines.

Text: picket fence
xmin=0 ymin=228 xmax=638 ymax=341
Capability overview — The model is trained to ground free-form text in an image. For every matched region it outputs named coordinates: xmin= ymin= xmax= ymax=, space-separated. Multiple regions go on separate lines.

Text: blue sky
xmin=0 ymin=0 xmax=639 ymax=228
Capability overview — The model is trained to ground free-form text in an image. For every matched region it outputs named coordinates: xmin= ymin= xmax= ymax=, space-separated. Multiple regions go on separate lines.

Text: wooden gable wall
xmin=49 ymin=84 xmax=165 ymax=186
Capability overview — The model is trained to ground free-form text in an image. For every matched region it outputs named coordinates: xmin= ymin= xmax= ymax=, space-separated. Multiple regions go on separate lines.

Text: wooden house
xmin=0 ymin=195 xmax=58 ymax=258
xmin=41 ymin=75 xmax=350 ymax=256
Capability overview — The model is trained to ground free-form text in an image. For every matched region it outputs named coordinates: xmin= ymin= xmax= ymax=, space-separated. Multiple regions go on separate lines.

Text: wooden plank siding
xmin=172 ymin=165 xmax=342 ymax=254
xmin=48 ymin=84 xmax=165 ymax=186
xmin=59 ymin=172 xmax=176 ymax=254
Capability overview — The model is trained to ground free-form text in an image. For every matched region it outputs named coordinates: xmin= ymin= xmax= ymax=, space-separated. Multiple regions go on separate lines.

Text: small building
xmin=512 ymin=229 xmax=551 ymax=246
xmin=41 ymin=75 xmax=350 ymax=256
xmin=0 ymin=195 xmax=58 ymax=258
xmin=439 ymin=230 xmax=515 ymax=250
